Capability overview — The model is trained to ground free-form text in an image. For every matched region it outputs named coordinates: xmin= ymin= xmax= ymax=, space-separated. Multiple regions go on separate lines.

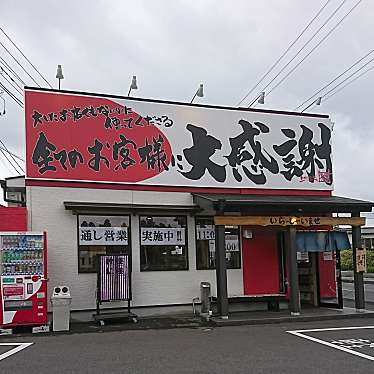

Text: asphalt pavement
xmin=1 ymin=318 xmax=374 ymax=373
xmin=0 ymin=282 xmax=373 ymax=374
xmin=343 ymin=282 xmax=374 ymax=310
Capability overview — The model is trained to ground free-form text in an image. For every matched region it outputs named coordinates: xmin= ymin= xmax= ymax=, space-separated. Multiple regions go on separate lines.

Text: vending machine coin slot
xmin=27 ymin=283 xmax=33 ymax=294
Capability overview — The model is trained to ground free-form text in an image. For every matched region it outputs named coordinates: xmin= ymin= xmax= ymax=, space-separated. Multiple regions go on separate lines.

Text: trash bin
xmin=200 ymin=282 xmax=211 ymax=316
xmin=51 ymin=286 xmax=72 ymax=332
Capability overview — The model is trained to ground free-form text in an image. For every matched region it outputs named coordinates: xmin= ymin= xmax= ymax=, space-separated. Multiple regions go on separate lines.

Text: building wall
xmin=5 ymin=176 xmax=25 ymax=188
xmin=27 ymin=186 xmax=243 ymax=311
xmin=0 ymin=206 xmax=27 ymax=231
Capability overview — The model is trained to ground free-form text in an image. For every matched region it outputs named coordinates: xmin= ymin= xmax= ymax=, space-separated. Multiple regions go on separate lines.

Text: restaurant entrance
xmin=317 ymin=250 xmax=343 ymax=308
xmin=297 ymin=251 xmax=342 ymax=309
xmin=193 ymin=193 xmax=373 ymax=318
xmin=242 ymin=228 xmax=285 ymax=296
xmin=242 ymin=227 xmax=343 ymax=309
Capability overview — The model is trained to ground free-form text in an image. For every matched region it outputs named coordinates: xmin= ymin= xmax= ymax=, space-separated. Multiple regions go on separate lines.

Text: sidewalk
xmin=3 ymin=306 xmax=374 ymax=337
xmin=52 ymin=306 xmax=374 ymax=333
xmin=68 ymin=314 xmax=205 ymax=334
xmin=211 ymin=307 xmax=374 ymax=326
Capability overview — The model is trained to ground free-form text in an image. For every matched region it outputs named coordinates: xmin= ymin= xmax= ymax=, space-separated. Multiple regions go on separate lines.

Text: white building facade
xmin=24 ymin=87 xmax=341 ymax=313
xmin=27 ymin=185 xmax=243 ymax=310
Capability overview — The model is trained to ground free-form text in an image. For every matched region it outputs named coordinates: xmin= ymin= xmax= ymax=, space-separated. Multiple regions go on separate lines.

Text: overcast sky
xmin=0 ymin=1 xmax=373 ymax=215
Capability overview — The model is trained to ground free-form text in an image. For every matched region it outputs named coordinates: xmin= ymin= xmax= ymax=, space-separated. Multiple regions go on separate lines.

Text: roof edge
xmin=24 ymin=86 xmax=329 ymax=119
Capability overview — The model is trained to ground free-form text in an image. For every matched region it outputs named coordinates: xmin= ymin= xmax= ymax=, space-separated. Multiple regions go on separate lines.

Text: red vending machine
xmin=0 ymin=232 xmax=48 ymax=329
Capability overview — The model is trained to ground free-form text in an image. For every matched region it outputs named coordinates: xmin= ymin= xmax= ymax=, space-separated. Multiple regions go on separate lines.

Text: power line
xmin=300 ymin=55 xmax=374 ymax=109
xmin=320 ymin=56 xmax=374 ymax=98
xmin=295 ymin=49 xmax=374 ymax=110
xmin=0 ymin=139 xmax=25 ymax=173
xmin=0 ymin=68 xmax=23 ymax=95
xmin=0 ymin=27 xmax=52 ymax=88
xmin=0 ymin=55 xmax=27 ymax=86
xmin=263 ymin=0 xmax=362 ymax=101
xmin=251 ymin=0 xmax=348 ymax=105
xmin=0 ymin=143 xmax=21 ymax=175
xmin=236 ymin=0 xmax=332 ymax=106
xmin=0 ymin=82 xmax=23 ymax=105
xmin=0 ymin=40 xmax=41 ymax=87
xmin=0 ymin=79 xmax=23 ymax=104
xmin=323 ymin=64 xmax=374 ymax=103
xmin=0 ymin=64 xmax=23 ymax=91
xmin=0 ymin=151 xmax=14 ymax=175
xmin=0 ymin=146 xmax=24 ymax=162
xmin=0 ymin=82 xmax=23 ymax=108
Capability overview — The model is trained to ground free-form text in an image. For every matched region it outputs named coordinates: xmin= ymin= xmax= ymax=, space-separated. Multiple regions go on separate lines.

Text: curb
xmin=211 ymin=311 xmax=374 ymax=327
xmin=3 ymin=310 xmax=374 ymax=337
xmin=0 ymin=317 xmax=208 ymax=338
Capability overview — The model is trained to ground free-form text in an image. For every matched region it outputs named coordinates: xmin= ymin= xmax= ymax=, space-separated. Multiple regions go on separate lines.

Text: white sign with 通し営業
xmin=79 ymin=227 xmax=128 ymax=246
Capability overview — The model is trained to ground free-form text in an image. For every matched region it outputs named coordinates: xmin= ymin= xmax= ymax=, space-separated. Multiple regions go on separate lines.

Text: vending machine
xmin=0 ymin=232 xmax=48 ymax=329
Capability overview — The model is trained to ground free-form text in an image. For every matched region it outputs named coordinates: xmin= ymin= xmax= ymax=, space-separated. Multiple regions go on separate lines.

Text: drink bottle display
xmin=1 ymin=234 xmax=44 ymax=275
xmin=1 ymin=231 xmax=47 ymax=328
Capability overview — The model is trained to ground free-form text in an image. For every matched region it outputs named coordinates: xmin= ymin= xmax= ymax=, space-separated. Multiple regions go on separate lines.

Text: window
xmin=195 ymin=217 xmax=241 ymax=270
xmin=78 ymin=215 xmax=130 ymax=273
xmin=140 ymin=216 xmax=188 ymax=271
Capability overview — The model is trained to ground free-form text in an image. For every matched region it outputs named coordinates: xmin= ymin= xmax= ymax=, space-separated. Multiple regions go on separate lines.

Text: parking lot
xmin=288 ymin=325 xmax=374 ymax=361
xmin=1 ymin=318 xmax=374 ymax=374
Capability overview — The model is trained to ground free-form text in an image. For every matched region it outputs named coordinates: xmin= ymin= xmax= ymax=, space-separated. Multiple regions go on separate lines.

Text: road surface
xmin=343 ymin=281 xmax=374 ymax=309
xmin=2 ymin=318 xmax=374 ymax=373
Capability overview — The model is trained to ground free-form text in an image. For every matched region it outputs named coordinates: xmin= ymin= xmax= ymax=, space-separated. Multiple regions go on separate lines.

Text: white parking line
xmin=0 ymin=343 xmax=33 ymax=362
xmin=287 ymin=326 xmax=374 ymax=362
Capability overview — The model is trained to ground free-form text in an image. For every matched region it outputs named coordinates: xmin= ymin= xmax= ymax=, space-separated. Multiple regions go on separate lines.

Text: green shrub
xmin=340 ymin=249 xmax=353 ymax=271
xmin=367 ymin=251 xmax=374 ymax=273
xmin=340 ymin=249 xmax=374 ymax=273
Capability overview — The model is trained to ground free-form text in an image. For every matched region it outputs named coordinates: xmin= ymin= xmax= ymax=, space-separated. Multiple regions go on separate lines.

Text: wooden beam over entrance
xmin=214 ymin=215 xmax=365 ymax=227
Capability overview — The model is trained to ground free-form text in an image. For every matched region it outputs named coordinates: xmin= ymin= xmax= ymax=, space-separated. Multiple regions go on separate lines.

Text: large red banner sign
xmin=25 ymin=89 xmax=333 ymax=190
xmin=25 ymin=90 xmax=172 ymax=184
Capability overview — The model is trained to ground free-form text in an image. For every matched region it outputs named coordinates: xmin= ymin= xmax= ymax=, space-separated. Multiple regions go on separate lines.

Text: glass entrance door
xmin=317 ymin=250 xmax=343 ymax=308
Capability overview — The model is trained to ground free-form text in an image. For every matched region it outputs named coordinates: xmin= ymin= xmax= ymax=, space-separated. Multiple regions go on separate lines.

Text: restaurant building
xmin=20 ymin=87 xmax=374 ymax=318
